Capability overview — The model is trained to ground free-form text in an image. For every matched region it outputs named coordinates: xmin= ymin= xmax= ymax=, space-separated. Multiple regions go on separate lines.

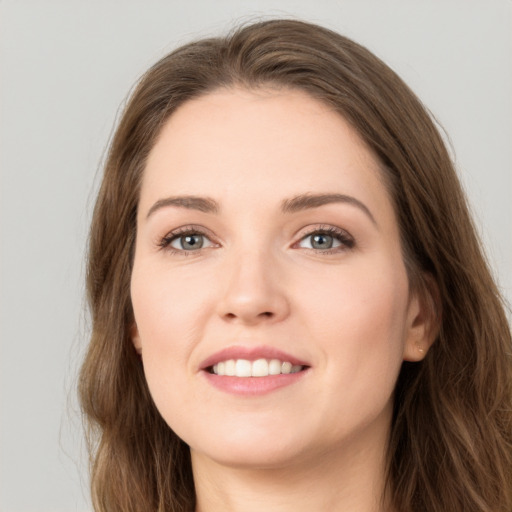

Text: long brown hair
xmin=79 ymin=19 xmax=512 ymax=511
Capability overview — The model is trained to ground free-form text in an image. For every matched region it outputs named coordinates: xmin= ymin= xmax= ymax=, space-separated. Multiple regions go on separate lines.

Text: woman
xmin=79 ymin=19 xmax=512 ymax=512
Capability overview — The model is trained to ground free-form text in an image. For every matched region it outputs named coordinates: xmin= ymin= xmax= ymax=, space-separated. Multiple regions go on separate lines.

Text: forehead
xmin=140 ymin=87 xmax=392 ymax=217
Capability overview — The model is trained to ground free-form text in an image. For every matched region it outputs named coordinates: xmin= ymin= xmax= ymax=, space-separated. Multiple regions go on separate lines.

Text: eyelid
xmin=157 ymin=224 xmax=219 ymax=253
xmin=156 ymin=223 xmax=354 ymax=255
xmin=292 ymin=224 xmax=355 ymax=252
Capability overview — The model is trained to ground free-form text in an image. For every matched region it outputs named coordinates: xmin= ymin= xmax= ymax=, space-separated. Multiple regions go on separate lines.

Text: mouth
xmin=199 ymin=346 xmax=310 ymax=395
xmin=208 ymin=358 xmax=306 ymax=377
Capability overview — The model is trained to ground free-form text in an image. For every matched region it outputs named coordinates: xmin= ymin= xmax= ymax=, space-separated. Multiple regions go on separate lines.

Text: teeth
xmin=212 ymin=358 xmax=304 ymax=377
xmin=281 ymin=362 xmax=292 ymax=374
xmin=268 ymin=359 xmax=281 ymax=375
xmin=235 ymin=359 xmax=252 ymax=377
xmin=225 ymin=359 xmax=236 ymax=376
xmin=252 ymin=358 xmax=268 ymax=377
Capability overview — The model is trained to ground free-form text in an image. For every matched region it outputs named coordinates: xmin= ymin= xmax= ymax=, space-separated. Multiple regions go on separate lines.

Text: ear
xmin=130 ymin=323 xmax=142 ymax=355
xmin=402 ymin=274 xmax=440 ymax=362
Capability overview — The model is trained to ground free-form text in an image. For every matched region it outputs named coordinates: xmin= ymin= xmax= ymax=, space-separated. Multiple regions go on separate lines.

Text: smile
xmin=211 ymin=359 xmax=304 ymax=377
xmin=200 ymin=346 xmax=310 ymax=395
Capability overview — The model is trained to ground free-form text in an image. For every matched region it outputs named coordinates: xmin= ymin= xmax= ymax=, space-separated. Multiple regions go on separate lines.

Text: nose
xmin=216 ymin=250 xmax=290 ymax=325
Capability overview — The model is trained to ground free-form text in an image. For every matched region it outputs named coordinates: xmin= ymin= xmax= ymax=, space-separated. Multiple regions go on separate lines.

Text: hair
xmin=79 ymin=18 xmax=512 ymax=512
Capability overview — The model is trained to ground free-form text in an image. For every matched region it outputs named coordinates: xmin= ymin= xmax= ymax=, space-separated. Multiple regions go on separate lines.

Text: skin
xmin=131 ymin=88 xmax=432 ymax=512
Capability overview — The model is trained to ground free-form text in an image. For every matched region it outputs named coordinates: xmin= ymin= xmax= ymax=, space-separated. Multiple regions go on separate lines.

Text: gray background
xmin=1 ymin=1 xmax=510 ymax=511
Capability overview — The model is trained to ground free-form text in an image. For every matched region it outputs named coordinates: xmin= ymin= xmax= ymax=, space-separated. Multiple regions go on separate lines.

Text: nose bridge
xmin=217 ymin=241 xmax=289 ymax=324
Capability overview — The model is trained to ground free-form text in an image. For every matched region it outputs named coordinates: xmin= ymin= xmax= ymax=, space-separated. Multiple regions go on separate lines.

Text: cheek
xmin=302 ymin=266 xmax=410 ymax=434
xmin=305 ymin=257 xmax=408 ymax=324
xmin=130 ymin=266 xmax=203 ymax=420
xmin=131 ymin=263 xmax=211 ymax=346
xmin=302 ymin=262 xmax=410 ymax=376
xmin=130 ymin=268 xmax=200 ymax=401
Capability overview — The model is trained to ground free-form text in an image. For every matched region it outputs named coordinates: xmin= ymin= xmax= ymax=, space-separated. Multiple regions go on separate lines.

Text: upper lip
xmin=199 ymin=345 xmax=310 ymax=371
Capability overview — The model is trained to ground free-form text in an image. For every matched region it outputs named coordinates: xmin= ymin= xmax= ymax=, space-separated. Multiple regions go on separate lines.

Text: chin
xmin=191 ymin=440 xmax=310 ymax=471
xmin=186 ymin=418 xmax=329 ymax=472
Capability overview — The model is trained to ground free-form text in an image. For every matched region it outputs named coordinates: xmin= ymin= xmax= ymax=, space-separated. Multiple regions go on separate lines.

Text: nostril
xmin=222 ymin=310 xmax=275 ymax=321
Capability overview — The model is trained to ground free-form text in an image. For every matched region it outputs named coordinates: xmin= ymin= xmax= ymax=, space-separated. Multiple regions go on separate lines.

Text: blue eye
xmin=160 ymin=228 xmax=215 ymax=253
xmin=308 ymin=233 xmax=338 ymax=249
xmin=297 ymin=228 xmax=354 ymax=252
xmin=172 ymin=233 xmax=206 ymax=250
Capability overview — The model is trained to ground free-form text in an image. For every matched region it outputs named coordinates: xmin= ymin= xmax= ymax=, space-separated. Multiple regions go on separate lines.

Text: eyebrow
xmin=146 ymin=196 xmax=219 ymax=218
xmin=281 ymin=193 xmax=377 ymax=226
xmin=146 ymin=192 xmax=377 ymax=226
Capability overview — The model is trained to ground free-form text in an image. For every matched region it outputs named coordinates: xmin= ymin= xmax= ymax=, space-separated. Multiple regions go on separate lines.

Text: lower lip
xmin=202 ymin=370 xmax=308 ymax=396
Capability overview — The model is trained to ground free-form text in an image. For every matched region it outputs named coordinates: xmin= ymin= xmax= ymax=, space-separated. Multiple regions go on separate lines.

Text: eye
xmin=159 ymin=227 xmax=216 ymax=253
xmin=171 ymin=233 xmax=211 ymax=250
xmin=296 ymin=226 xmax=354 ymax=252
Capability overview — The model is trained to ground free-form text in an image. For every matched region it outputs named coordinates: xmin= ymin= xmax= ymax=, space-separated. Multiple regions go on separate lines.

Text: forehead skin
xmin=139 ymin=87 xmax=394 ymax=231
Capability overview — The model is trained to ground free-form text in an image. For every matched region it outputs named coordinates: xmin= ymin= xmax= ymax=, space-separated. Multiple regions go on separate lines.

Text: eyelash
xmin=158 ymin=225 xmax=216 ymax=255
xmin=295 ymin=225 xmax=355 ymax=254
xmin=158 ymin=224 xmax=355 ymax=255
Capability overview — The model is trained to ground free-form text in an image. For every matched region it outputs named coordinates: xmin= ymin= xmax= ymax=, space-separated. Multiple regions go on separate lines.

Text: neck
xmin=192 ymin=420 xmax=394 ymax=512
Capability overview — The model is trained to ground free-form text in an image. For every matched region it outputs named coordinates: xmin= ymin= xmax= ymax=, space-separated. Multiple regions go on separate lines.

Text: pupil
xmin=182 ymin=234 xmax=203 ymax=250
xmin=312 ymin=233 xmax=333 ymax=249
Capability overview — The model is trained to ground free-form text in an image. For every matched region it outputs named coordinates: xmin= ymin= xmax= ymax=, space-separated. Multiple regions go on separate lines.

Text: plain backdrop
xmin=1 ymin=1 xmax=510 ymax=511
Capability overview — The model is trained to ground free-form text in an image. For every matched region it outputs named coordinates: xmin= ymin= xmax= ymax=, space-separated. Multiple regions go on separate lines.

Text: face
xmin=131 ymin=88 xmax=429 ymax=470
